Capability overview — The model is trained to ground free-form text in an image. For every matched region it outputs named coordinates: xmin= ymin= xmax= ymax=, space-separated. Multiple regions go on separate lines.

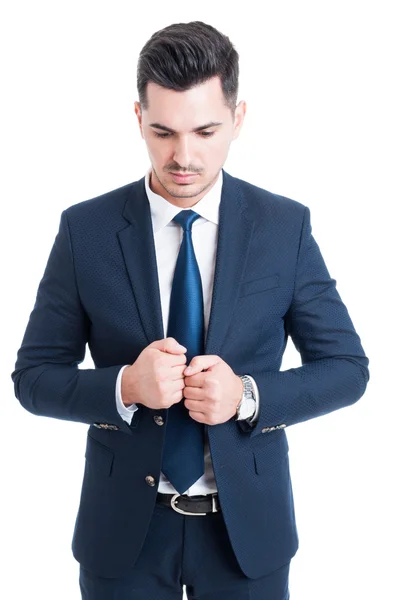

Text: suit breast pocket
xmin=238 ymin=274 xmax=280 ymax=298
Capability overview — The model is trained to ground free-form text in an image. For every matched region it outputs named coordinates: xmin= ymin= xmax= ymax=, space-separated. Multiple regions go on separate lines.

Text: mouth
xmin=170 ymin=172 xmax=198 ymax=184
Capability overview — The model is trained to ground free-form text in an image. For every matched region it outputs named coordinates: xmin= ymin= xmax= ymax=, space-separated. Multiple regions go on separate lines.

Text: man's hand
xmin=121 ymin=337 xmax=187 ymax=410
xmin=183 ymin=356 xmax=244 ymax=425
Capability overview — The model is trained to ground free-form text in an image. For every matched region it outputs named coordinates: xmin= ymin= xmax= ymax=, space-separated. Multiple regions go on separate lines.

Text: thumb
xmin=149 ymin=337 xmax=187 ymax=354
xmin=184 ymin=355 xmax=220 ymax=376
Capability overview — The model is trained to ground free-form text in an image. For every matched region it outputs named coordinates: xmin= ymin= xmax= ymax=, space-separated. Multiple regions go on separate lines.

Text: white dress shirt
xmin=114 ymin=168 xmax=260 ymax=496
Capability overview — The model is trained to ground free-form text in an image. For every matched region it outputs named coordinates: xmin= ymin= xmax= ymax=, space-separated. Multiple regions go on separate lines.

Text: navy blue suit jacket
xmin=12 ymin=170 xmax=369 ymax=579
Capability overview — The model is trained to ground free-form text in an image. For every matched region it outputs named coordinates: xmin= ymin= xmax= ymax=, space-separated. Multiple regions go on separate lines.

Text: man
xmin=12 ymin=20 xmax=369 ymax=600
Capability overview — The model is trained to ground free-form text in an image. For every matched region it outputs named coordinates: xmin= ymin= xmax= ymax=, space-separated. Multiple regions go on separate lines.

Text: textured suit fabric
xmin=11 ymin=169 xmax=370 ymax=579
xmin=79 ymin=502 xmax=290 ymax=599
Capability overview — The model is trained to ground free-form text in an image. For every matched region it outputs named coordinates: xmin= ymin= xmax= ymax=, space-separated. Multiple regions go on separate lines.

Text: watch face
xmin=239 ymin=398 xmax=256 ymax=420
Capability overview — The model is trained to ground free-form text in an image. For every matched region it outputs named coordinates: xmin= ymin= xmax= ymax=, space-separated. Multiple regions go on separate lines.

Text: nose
xmin=172 ymin=136 xmax=192 ymax=169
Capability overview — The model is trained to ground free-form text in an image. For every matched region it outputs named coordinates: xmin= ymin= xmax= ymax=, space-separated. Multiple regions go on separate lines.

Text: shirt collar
xmin=144 ymin=168 xmax=223 ymax=233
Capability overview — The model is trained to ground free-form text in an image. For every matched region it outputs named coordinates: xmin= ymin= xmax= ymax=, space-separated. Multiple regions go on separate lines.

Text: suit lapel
xmin=117 ymin=177 xmax=164 ymax=346
xmin=205 ymin=171 xmax=255 ymax=356
xmin=117 ymin=170 xmax=255 ymax=357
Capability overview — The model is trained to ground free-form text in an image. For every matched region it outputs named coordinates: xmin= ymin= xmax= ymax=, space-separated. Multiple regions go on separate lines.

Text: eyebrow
xmin=149 ymin=121 xmax=223 ymax=133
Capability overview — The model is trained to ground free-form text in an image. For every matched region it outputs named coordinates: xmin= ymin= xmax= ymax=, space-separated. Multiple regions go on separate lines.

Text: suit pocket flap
xmin=252 ymin=432 xmax=289 ymax=475
xmin=239 ymin=274 xmax=279 ymax=297
xmin=85 ymin=434 xmax=114 ymax=477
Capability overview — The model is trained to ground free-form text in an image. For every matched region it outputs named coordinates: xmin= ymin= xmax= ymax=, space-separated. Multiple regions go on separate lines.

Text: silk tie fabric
xmin=161 ymin=210 xmax=206 ymax=494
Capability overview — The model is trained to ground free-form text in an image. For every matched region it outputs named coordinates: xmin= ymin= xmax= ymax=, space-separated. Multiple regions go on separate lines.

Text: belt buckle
xmin=170 ymin=493 xmax=207 ymax=516
xmin=211 ymin=493 xmax=219 ymax=513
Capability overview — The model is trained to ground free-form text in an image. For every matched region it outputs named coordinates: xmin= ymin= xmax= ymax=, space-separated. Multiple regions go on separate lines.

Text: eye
xmin=153 ymin=131 xmax=215 ymax=139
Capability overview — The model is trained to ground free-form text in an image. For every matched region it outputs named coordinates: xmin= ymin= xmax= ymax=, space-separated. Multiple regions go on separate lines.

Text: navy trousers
xmin=79 ymin=498 xmax=290 ymax=599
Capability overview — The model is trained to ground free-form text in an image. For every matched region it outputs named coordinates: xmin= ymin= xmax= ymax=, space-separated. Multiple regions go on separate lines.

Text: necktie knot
xmin=172 ymin=210 xmax=201 ymax=232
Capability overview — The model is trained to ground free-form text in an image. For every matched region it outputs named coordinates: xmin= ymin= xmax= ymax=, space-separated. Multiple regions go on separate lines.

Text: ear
xmin=134 ymin=101 xmax=144 ymax=138
xmin=232 ymin=100 xmax=247 ymax=140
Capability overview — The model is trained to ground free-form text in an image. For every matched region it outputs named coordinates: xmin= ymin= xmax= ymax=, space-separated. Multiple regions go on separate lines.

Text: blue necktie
xmin=161 ymin=210 xmax=205 ymax=495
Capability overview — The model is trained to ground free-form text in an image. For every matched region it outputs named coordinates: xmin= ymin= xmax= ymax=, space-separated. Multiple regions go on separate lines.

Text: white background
xmin=1 ymin=1 xmax=396 ymax=598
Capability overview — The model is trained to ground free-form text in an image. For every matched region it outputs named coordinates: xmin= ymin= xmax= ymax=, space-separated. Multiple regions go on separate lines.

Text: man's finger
xmin=184 ymin=355 xmax=221 ymax=376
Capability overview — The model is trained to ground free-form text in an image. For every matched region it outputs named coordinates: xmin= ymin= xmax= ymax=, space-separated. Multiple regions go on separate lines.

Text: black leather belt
xmin=156 ymin=492 xmax=221 ymax=516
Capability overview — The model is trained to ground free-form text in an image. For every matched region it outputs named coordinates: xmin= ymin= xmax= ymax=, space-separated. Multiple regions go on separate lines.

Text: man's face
xmin=134 ymin=76 xmax=246 ymax=207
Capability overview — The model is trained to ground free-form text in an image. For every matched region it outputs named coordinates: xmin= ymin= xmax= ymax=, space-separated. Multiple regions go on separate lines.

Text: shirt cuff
xmin=116 ymin=365 xmax=139 ymax=424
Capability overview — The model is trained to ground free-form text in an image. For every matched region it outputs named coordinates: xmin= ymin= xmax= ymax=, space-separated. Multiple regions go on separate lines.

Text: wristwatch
xmin=235 ymin=375 xmax=256 ymax=421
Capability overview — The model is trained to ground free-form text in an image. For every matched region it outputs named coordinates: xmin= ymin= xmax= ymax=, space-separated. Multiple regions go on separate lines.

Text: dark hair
xmin=137 ymin=21 xmax=239 ymax=116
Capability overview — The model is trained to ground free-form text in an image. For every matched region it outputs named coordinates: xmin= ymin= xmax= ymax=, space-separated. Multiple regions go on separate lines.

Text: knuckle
xmin=208 ymin=390 xmax=217 ymax=403
xmin=208 ymin=377 xmax=219 ymax=389
xmin=204 ymin=378 xmax=214 ymax=392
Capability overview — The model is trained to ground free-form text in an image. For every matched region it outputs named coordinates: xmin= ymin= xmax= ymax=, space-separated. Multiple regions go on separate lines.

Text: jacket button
xmin=153 ymin=415 xmax=164 ymax=426
xmin=145 ymin=475 xmax=156 ymax=487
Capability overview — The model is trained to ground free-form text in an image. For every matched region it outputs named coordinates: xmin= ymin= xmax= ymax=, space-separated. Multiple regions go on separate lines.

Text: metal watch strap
xmin=235 ymin=375 xmax=254 ymax=421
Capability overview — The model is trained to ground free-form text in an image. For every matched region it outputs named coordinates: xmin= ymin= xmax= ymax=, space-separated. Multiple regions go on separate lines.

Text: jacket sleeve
xmin=238 ymin=205 xmax=370 ymax=438
xmin=11 ymin=210 xmax=133 ymax=436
